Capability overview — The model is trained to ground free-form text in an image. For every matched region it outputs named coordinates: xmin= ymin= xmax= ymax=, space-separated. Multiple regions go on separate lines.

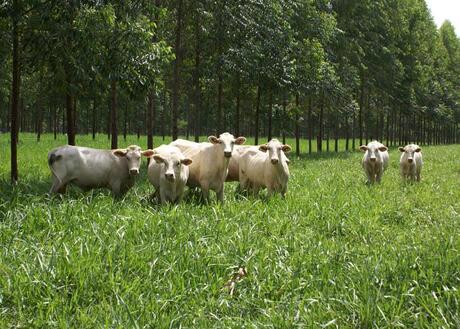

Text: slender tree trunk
xmin=295 ymin=94 xmax=300 ymax=156
xmin=255 ymin=85 xmax=261 ymax=145
xmin=10 ymin=0 xmax=20 ymax=183
xmin=345 ymin=113 xmax=349 ymax=151
xmin=53 ymin=107 xmax=57 ymax=140
xmin=147 ymin=90 xmax=155 ymax=151
xmin=92 ymin=99 xmax=96 ymax=140
xmin=110 ymin=80 xmax=118 ymax=149
xmin=308 ymin=96 xmax=312 ymax=154
xmin=193 ymin=12 xmax=201 ymax=142
xmin=334 ymin=111 xmax=338 ymax=152
xmin=385 ymin=109 xmax=390 ymax=147
xmin=268 ymin=89 xmax=273 ymax=141
xmin=217 ymin=72 xmax=223 ymax=134
xmin=235 ymin=75 xmax=240 ymax=137
xmin=36 ymin=102 xmax=43 ymax=142
xmin=282 ymin=93 xmax=286 ymax=145
xmin=171 ymin=0 xmax=183 ymax=140
xmin=123 ymin=102 xmax=127 ymax=141
xmin=65 ymin=86 xmax=75 ymax=145
xmin=317 ymin=93 xmax=324 ymax=153
xmin=358 ymin=77 xmax=364 ymax=146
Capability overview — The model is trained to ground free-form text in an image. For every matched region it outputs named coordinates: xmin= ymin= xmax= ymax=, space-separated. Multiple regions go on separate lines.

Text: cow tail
xmin=48 ymin=152 xmax=63 ymax=183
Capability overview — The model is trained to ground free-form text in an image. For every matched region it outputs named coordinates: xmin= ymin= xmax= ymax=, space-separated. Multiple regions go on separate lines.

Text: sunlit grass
xmin=0 ymin=133 xmax=459 ymax=327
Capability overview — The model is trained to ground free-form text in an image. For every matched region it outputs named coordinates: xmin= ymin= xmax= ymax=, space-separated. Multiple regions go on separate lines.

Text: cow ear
xmin=208 ymin=136 xmax=220 ymax=144
xmin=113 ymin=149 xmax=127 ymax=157
xmin=181 ymin=158 xmax=193 ymax=166
xmin=415 ymin=147 xmax=421 ymax=152
xmin=282 ymin=144 xmax=292 ymax=153
xmin=152 ymin=155 xmax=164 ymax=163
xmin=359 ymin=145 xmax=368 ymax=152
xmin=142 ymin=149 xmax=155 ymax=157
xmin=235 ymin=137 xmax=246 ymax=145
xmin=378 ymin=146 xmax=388 ymax=152
xmin=259 ymin=144 xmax=269 ymax=152
xmin=398 ymin=147 xmax=405 ymax=152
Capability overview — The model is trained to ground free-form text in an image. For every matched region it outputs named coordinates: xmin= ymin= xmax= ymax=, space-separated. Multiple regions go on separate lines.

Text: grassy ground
xmin=0 ymin=133 xmax=459 ymax=328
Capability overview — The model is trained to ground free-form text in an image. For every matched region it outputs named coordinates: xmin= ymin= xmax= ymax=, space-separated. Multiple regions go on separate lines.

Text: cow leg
xmin=376 ymin=170 xmax=383 ymax=183
xmin=111 ymin=180 xmax=123 ymax=198
xmin=49 ymin=176 xmax=67 ymax=195
xmin=216 ymin=184 xmax=225 ymax=203
xmin=200 ymin=181 xmax=210 ymax=204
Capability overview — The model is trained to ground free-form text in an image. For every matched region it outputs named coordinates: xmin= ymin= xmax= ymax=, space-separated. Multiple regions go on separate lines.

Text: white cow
xmin=226 ymin=145 xmax=252 ymax=182
xmin=399 ymin=144 xmax=423 ymax=181
xmin=239 ymin=139 xmax=291 ymax=197
xmin=147 ymin=145 xmax=192 ymax=204
xmin=170 ymin=132 xmax=246 ymax=203
xmin=359 ymin=140 xmax=389 ymax=184
xmin=48 ymin=145 xmax=153 ymax=196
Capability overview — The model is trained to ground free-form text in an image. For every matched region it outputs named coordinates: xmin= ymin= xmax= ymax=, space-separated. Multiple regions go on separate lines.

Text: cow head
xmin=360 ymin=143 xmax=387 ymax=163
xmin=113 ymin=145 xmax=154 ymax=175
xmin=208 ymin=132 xmax=246 ymax=158
xmin=259 ymin=139 xmax=291 ymax=165
xmin=399 ymin=144 xmax=421 ymax=163
xmin=153 ymin=153 xmax=192 ymax=182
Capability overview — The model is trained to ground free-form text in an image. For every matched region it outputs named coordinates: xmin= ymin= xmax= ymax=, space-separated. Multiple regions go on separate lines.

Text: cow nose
xmin=224 ymin=151 xmax=232 ymax=158
xmin=408 ymin=158 xmax=413 ymax=163
xmin=130 ymin=169 xmax=139 ymax=175
xmin=370 ymin=157 xmax=376 ymax=162
xmin=165 ymin=173 xmax=174 ymax=181
xmin=271 ymin=158 xmax=279 ymax=164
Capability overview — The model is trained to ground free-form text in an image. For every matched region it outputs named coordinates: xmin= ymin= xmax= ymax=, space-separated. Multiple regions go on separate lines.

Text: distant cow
xmin=147 ymin=145 xmax=192 ymax=204
xmin=48 ymin=145 xmax=153 ymax=196
xmin=239 ymin=139 xmax=291 ymax=197
xmin=170 ymin=132 xmax=246 ymax=202
xmin=359 ymin=141 xmax=389 ymax=184
xmin=226 ymin=145 xmax=252 ymax=182
xmin=399 ymin=144 xmax=423 ymax=181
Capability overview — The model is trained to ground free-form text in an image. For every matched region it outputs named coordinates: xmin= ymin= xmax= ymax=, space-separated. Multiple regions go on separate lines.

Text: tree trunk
xmin=359 ymin=77 xmax=364 ymax=146
xmin=254 ymin=85 xmax=261 ymax=145
xmin=53 ymin=107 xmax=57 ymax=140
xmin=295 ymin=94 xmax=300 ymax=156
xmin=65 ymin=87 xmax=75 ymax=145
xmin=147 ymin=90 xmax=155 ymax=151
xmin=92 ymin=99 xmax=96 ymax=140
xmin=308 ymin=96 xmax=312 ymax=154
xmin=171 ymin=0 xmax=183 ymax=140
xmin=36 ymin=102 xmax=43 ymax=142
xmin=235 ymin=75 xmax=240 ymax=137
xmin=193 ymin=12 xmax=201 ymax=142
xmin=282 ymin=93 xmax=287 ymax=145
xmin=110 ymin=80 xmax=118 ymax=149
xmin=268 ymin=89 xmax=273 ymax=141
xmin=10 ymin=0 xmax=20 ymax=183
xmin=317 ymin=93 xmax=324 ymax=153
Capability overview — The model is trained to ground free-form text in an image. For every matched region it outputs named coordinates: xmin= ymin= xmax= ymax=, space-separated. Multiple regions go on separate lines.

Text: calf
xmin=170 ymin=132 xmax=246 ymax=202
xmin=239 ymin=139 xmax=291 ymax=197
xmin=359 ymin=141 xmax=389 ymax=184
xmin=147 ymin=145 xmax=192 ymax=204
xmin=48 ymin=145 xmax=153 ymax=196
xmin=399 ymin=144 xmax=422 ymax=181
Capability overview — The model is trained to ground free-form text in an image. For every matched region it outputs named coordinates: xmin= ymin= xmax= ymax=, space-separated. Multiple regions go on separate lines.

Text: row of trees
xmin=1 ymin=0 xmax=459 ymax=182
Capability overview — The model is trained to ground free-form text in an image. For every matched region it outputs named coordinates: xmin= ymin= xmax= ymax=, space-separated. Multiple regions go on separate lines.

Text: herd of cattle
xmin=47 ymin=132 xmax=423 ymax=203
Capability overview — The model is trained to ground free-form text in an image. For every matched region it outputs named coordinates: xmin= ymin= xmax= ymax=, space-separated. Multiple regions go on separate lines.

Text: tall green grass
xmin=0 ymin=133 xmax=459 ymax=327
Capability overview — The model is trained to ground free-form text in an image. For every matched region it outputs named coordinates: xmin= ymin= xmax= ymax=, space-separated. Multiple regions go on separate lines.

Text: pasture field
xmin=0 ymin=133 xmax=459 ymax=328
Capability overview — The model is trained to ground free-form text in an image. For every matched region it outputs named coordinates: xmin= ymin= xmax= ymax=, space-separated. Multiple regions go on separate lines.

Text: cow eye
xmin=176 ymin=161 xmax=181 ymax=166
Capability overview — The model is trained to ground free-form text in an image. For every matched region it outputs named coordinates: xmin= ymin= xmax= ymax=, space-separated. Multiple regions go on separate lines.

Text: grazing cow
xmin=48 ymin=145 xmax=153 ymax=196
xmin=147 ymin=145 xmax=192 ymax=204
xmin=239 ymin=139 xmax=291 ymax=197
xmin=226 ymin=145 xmax=252 ymax=182
xmin=170 ymin=132 xmax=246 ymax=202
xmin=399 ymin=144 xmax=423 ymax=181
xmin=359 ymin=141 xmax=389 ymax=184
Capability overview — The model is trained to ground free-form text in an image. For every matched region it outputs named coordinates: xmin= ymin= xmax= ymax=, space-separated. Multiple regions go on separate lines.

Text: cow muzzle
xmin=408 ymin=158 xmax=413 ymax=163
xmin=165 ymin=173 xmax=175 ymax=181
xmin=130 ymin=169 xmax=139 ymax=175
xmin=370 ymin=157 xmax=376 ymax=162
xmin=271 ymin=158 xmax=279 ymax=165
xmin=224 ymin=151 xmax=232 ymax=158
